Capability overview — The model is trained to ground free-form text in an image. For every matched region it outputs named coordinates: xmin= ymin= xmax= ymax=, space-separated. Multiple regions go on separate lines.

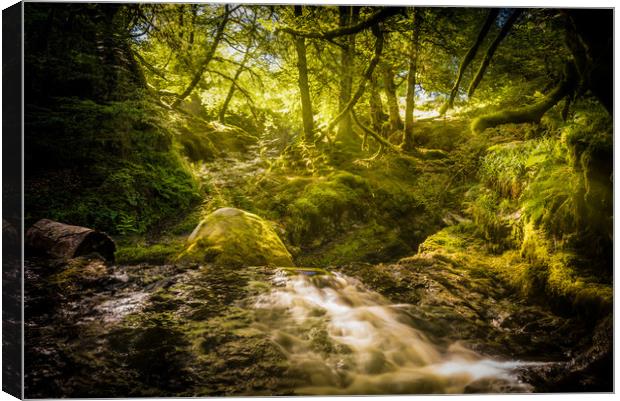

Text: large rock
xmin=179 ymin=208 xmax=294 ymax=267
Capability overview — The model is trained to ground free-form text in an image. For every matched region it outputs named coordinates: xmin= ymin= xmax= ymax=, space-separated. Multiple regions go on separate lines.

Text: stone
xmin=178 ymin=208 xmax=294 ymax=267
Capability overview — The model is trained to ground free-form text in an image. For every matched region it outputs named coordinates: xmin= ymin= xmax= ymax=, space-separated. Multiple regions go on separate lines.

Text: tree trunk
xmin=26 ymin=219 xmax=116 ymax=262
xmin=472 ymin=62 xmax=577 ymax=133
xmin=565 ymin=9 xmax=613 ymax=114
xmin=440 ymin=8 xmax=499 ymax=115
xmin=336 ymin=6 xmax=359 ymax=139
xmin=280 ymin=7 xmax=401 ymax=39
xmin=382 ymin=63 xmax=403 ymax=133
xmin=468 ymin=9 xmax=522 ymax=98
xmin=368 ymin=72 xmax=385 ymax=133
xmin=218 ymin=57 xmax=246 ymax=123
xmin=172 ymin=5 xmax=229 ymax=108
xmin=325 ymin=25 xmax=384 ymax=134
xmin=219 ymin=17 xmax=257 ymax=123
xmin=403 ymin=8 xmax=420 ymax=150
xmin=293 ymin=5 xmax=315 ymax=141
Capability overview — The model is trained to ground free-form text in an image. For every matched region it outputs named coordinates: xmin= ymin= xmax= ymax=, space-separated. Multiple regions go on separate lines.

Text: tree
xmin=218 ymin=12 xmax=258 ymax=123
xmin=293 ymin=5 xmax=315 ymax=140
xmin=324 ymin=24 xmax=384 ymax=135
xmin=403 ymin=8 xmax=421 ymax=150
xmin=336 ymin=6 xmax=359 ymax=140
xmin=467 ymin=9 xmax=523 ymax=98
xmin=381 ymin=62 xmax=403 ymax=133
xmin=439 ymin=8 xmax=499 ymax=115
xmin=171 ymin=5 xmax=230 ymax=107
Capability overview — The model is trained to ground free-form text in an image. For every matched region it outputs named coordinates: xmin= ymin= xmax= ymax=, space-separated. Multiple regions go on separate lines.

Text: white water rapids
xmin=253 ymin=270 xmax=544 ymax=394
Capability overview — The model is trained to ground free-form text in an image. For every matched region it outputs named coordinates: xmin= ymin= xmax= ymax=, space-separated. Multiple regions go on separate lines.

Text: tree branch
xmin=278 ymin=7 xmax=402 ymax=39
xmin=206 ymin=69 xmax=254 ymax=105
xmin=468 ymin=9 xmax=523 ymax=97
xmin=471 ymin=61 xmax=577 ymax=133
xmin=351 ymin=108 xmax=401 ymax=153
xmin=171 ymin=5 xmax=230 ymax=107
xmin=439 ymin=8 xmax=499 ymax=115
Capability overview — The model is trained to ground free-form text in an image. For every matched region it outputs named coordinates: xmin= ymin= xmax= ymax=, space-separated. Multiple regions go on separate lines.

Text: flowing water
xmin=252 ymin=270 xmax=542 ymax=394
xmin=26 ymin=257 xmax=586 ymax=397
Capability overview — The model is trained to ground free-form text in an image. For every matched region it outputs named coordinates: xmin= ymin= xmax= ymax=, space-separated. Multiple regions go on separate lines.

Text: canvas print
xmin=22 ymin=2 xmax=612 ymax=397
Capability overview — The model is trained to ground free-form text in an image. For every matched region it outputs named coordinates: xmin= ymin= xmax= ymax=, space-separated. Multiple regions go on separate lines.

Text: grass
xmin=116 ymin=238 xmax=186 ymax=265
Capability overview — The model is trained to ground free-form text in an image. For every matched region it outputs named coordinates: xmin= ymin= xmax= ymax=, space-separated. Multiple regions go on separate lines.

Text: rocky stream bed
xmin=24 ymin=249 xmax=612 ymax=397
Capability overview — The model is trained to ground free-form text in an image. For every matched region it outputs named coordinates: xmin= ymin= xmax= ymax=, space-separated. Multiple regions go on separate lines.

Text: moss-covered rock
xmin=178 ymin=208 xmax=293 ymax=267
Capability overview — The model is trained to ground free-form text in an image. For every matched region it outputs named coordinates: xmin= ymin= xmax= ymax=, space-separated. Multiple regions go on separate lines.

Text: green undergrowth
xmin=26 ymin=99 xmax=202 ymax=235
xmin=420 ymin=223 xmax=612 ymax=320
xmin=158 ymin=120 xmax=487 ymax=268
xmin=244 ymin=149 xmax=451 ymax=266
xmin=116 ymin=237 xmax=187 ymax=265
xmin=173 ymin=117 xmax=258 ymax=162
xmin=450 ymin=101 xmax=612 ymax=318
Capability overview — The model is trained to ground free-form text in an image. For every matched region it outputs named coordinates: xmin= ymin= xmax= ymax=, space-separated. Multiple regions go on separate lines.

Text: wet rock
xmin=178 ymin=208 xmax=294 ymax=267
xmin=26 ymin=219 xmax=115 ymax=262
xmin=49 ymin=255 xmax=111 ymax=289
xmin=521 ymin=315 xmax=613 ymax=392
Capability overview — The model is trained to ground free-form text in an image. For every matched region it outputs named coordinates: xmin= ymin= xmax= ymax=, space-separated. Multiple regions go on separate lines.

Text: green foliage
xmin=116 ymin=239 xmax=186 ymax=265
xmin=464 ymin=186 xmax=515 ymax=252
xmin=285 ymin=172 xmax=372 ymax=247
xmin=459 ymin=102 xmax=612 ymax=316
xmin=26 ymin=99 xmax=201 ymax=234
xmin=522 ymin=164 xmax=584 ymax=239
xmin=478 ymin=140 xmax=536 ymax=199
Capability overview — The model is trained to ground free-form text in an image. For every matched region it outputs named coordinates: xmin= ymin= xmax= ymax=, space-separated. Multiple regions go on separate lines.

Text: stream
xmin=253 ymin=270 xmax=542 ymax=394
xmin=24 ymin=255 xmax=592 ymax=397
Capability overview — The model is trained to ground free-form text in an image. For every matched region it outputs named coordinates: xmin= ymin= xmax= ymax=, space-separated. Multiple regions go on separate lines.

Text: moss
xmin=174 ymin=122 xmax=258 ymax=162
xmin=284 ymin=172 xmax=372 ymax=247
xmin=519 ymin=221 xmax=612 ymax=316
xmin=280 ymin=267 xmax=331 ymax=276
xmin=48 ymin=256 xmax=109 ymax=290
xmin=413 ymin=120 xmax=469 ymax=151
xmin=116 ymin=239 xmax=186 ymax=265
xmin=298 ymin=222 xmax=412 ymax=267
xmin=178 ymin=207 xmax=293 ymax=267
xmin=423 ymin=222 xmax=612 ymax=319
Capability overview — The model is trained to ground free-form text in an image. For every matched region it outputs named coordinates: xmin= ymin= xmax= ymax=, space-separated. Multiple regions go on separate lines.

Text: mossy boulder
xmin=178 ymin=208 xmax=293 ymax=267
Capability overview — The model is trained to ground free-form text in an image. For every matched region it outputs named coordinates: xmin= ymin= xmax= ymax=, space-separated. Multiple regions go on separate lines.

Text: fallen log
xmin=26 ymin=219 xmax=115 ymax=262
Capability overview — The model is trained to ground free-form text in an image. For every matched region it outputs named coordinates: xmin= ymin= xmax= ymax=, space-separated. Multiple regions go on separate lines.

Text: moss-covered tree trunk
xmin=369 ymin=72 xmax=386 ymax=133
xmin=403 ymin=8 xmax=420 ymax=151
xmin=336 ymin=6 xmax=359 ymax=140
xmin=382 ymin=63 xmax=403 ymax=133
xmin=293 ymin=5 xmax=315 ymax=141
xmin=472 ymin=62 xmax=577 ymax=133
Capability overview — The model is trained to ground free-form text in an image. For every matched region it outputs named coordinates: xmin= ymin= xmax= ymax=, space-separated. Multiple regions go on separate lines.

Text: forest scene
xmin=22 ymin=2 xmax=613 ymax=396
